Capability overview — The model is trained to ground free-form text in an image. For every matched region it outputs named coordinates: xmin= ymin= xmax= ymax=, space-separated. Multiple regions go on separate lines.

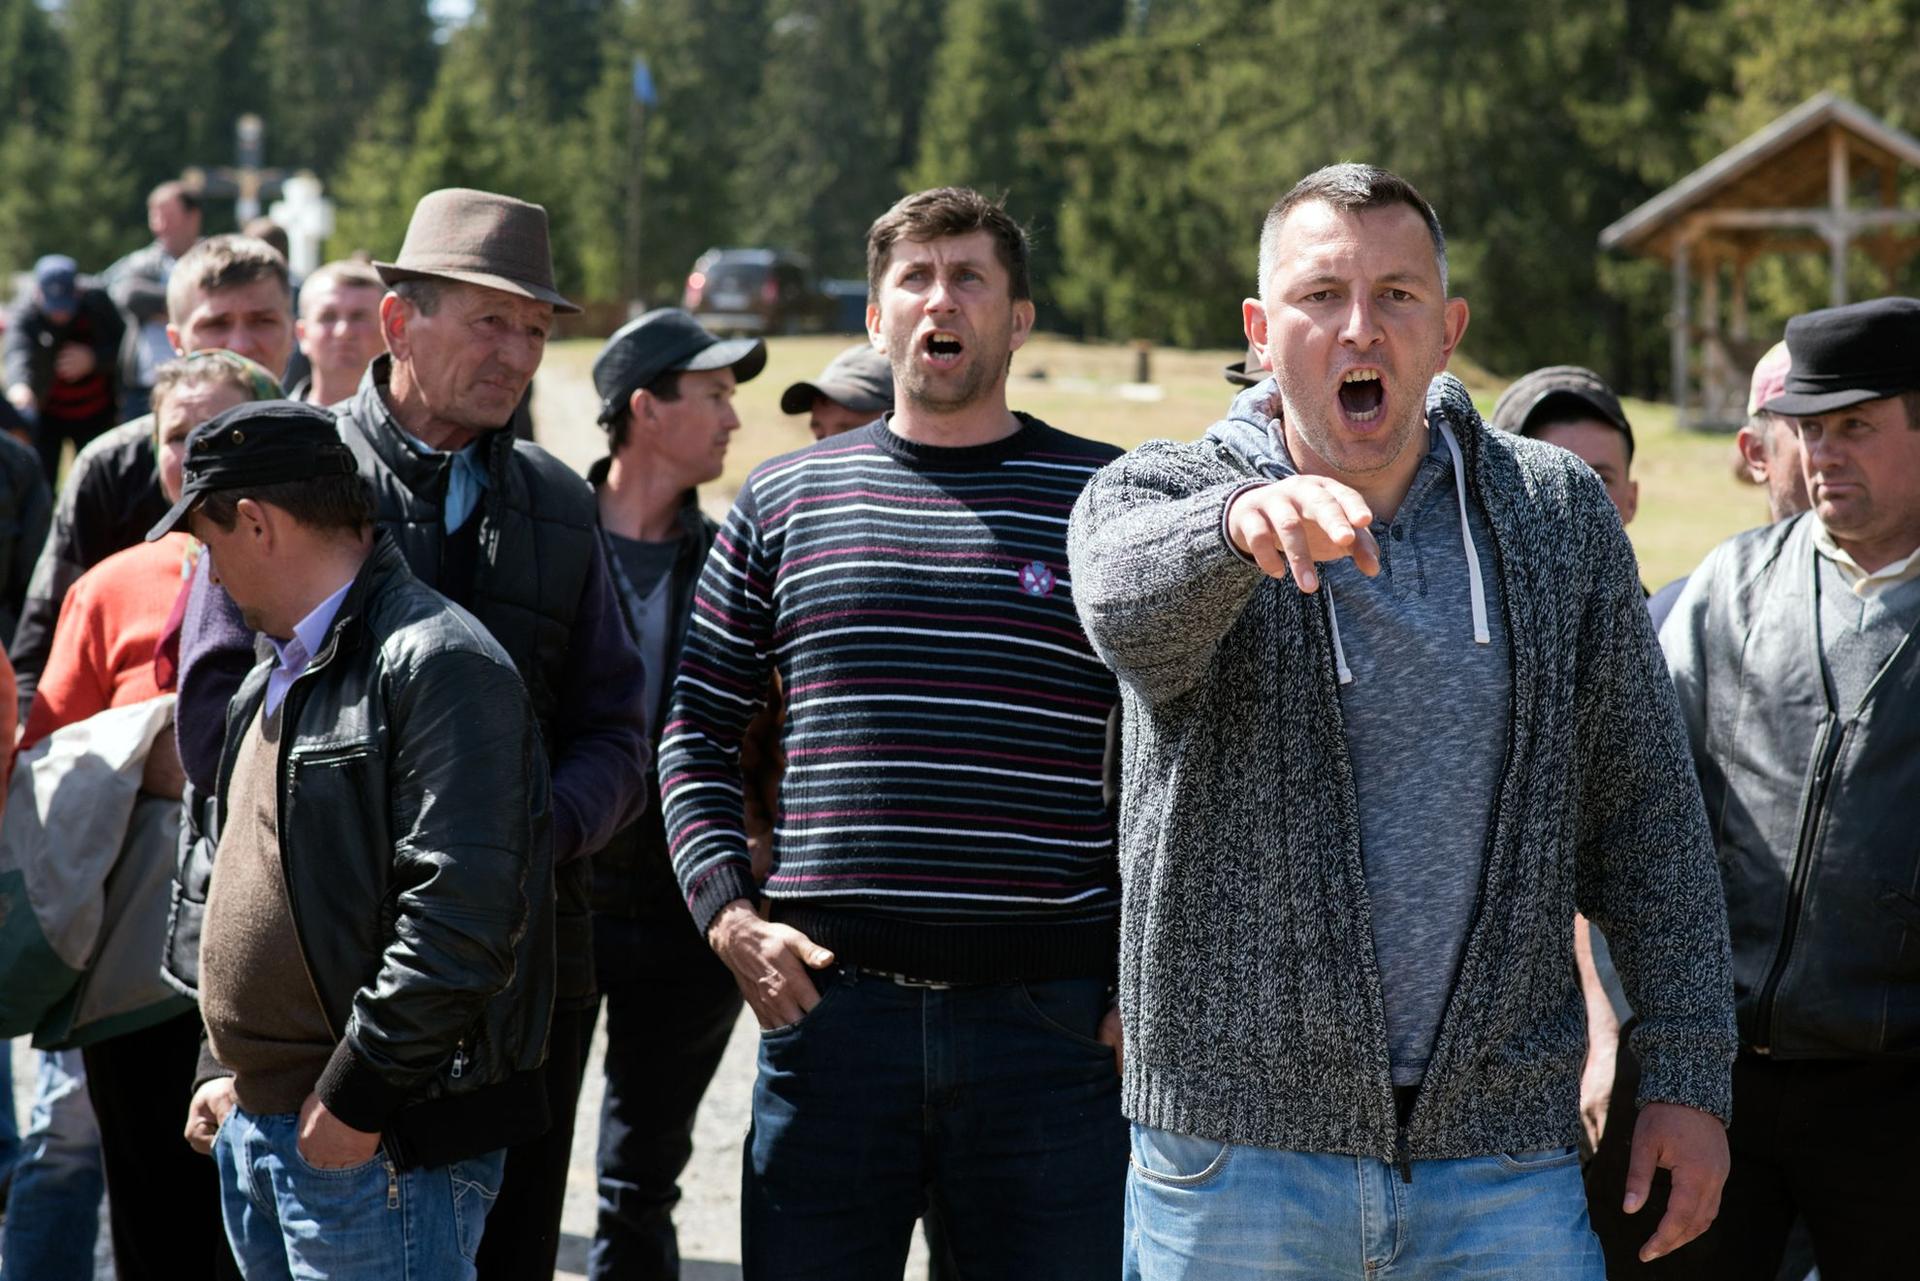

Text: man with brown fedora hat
xmin=177 ymin=187 xmax=650 ymax=1281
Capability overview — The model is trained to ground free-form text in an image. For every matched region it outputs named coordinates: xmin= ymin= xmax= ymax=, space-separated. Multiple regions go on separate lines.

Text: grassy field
xmin=540 ymin=333 xmax=1768 ymax=589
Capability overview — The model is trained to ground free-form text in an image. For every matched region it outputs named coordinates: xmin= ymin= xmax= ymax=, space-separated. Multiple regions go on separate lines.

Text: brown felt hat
xmin=375 ymin=187 xmax=579 ymax=315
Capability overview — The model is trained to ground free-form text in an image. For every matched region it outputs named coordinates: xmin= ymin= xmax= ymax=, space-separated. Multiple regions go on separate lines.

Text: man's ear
xmin=165 ymin=323 xmax=184 ymax=355
xmin=865 ymin=301 xmax=884 ymax=353
xmin=1242 ymin=298 xmax=1270 ymax=371
xmin=233 ymin=497 xmax=273 ymax=548
xmin=1436 ymin=297 xmax=1470 ymax=367
xmin=1734 ymin=425 xmax=1769 ymax=485
xmin=379 ymin=293 xmax=410 ymax=362
xmin=1008 ymin=298 xmax=1036 ymax=354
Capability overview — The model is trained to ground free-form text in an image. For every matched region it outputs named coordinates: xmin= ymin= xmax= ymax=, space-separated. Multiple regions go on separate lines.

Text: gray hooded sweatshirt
xmin=1210 ymin=377 xmax=1513 ymax=1087
xmin=1065 ymin=373 xmax=1734 ymax=1163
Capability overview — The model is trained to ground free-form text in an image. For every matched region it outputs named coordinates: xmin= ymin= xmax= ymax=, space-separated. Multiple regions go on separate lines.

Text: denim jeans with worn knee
xmin=214 ymin=1106 xmax=506 ymax=1281
xmin=0 ymin=1049 xmax=106 ymax=1281
xmin=1125 ymin=1123 xmax=1605 ymax=1280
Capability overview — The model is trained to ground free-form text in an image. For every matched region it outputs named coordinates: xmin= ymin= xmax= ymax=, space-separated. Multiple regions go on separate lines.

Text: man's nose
xmin=1339 ymin=296 xmax=1382 ymax=347
xmin=498 ymin=330 xmax=544 ymax=375
xmin=923 ymin=276 xmax=958 ymax=312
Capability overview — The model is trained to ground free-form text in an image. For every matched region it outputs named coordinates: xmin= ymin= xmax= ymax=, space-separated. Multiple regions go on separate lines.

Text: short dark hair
xmin=167 ymin=234 xmax=291 ymax=324
xmin=150 ymin=180 xmax=202 ymax=216
xmin=603 ymin=369 xmax=684 ymax=451
xmin=197 ymin=473 xmax=376 ymax=539
xmin=1904 ymin=390 xmax=1920 ymax=430
xmin=242 ymin=216 xmax=289 ymax=260
xmin=1259 ymin=163 xmax=1448 ymax=294
xmin=389 ymin=278 xmax=445 ymax=317
xmin=866 ymin=187 xmax=1031 ymax=302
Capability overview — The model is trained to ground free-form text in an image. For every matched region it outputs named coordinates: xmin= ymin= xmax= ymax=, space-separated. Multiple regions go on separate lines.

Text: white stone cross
xmin=270 ymin=173 xmax=334 ymax=280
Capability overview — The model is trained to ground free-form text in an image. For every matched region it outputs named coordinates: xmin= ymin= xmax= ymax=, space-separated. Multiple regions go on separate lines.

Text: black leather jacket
xmin=194 ymin=535 xmax=557 ymax=1168
xmin=1667 ymin=515 xmax=1920 ymax=1058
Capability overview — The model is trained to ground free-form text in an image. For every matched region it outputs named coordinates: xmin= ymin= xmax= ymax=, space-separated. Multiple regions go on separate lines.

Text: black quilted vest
xmin=338 ymin=359 xmax=601 ymax=1000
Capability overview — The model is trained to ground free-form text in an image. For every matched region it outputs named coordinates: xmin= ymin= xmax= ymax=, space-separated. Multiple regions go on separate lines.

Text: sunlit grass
xmin=541 ymin=333 xmax=1765 ymax=590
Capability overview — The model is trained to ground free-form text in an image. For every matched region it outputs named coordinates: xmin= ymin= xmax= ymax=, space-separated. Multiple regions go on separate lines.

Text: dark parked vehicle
xmin=683 ymin=248 xmax=838 ymax=335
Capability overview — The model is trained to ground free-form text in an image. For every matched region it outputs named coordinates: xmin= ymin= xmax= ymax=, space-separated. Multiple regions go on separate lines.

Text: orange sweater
xmin=22 ymin=533 xmax=196 ymax=750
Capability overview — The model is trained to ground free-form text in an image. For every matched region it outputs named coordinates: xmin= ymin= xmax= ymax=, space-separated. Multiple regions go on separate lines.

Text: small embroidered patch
xmin=1019 ymin=561 xmax=1057 ymax=597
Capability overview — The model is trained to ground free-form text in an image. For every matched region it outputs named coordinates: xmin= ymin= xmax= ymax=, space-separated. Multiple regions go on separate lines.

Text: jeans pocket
xmin=1129 ymin=1123 xmax=1232 ymax=1187
xmin=1013 ymin=979 xmax=1116 ymax=1055
xmin=288 ymin=1143 xmax=386 ymax=1181
xmin=1495 ymin=1145 xmax=1582 ymax=1174
xmin=759 ymin=968 xmax=847 ymax=1038
xmin=451 ymin=1150 xmax=507 ymax=1262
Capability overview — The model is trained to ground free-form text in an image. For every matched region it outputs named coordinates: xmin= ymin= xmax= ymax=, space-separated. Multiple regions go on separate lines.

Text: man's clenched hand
xmin=183 ymin=1077 xmax=236 ymax=1156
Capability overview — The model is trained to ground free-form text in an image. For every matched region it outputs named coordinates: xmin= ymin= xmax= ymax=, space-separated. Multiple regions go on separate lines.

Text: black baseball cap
xmin=1490 ymin=365 xmax=1634 ymax=457
xmin=780 ymin=343 xmax=893 ymax=415
xmin=593 ymin=308 xmax=766 ymax=424
xmin=146 ymin=400 xmax=357 ymax=540
xmin=1764 ymin=296 xmax=1920 ymax=417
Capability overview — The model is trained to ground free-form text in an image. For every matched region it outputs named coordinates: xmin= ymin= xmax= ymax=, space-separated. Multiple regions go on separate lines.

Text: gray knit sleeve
xmin=1067 ymin=441 xmax=1267 ymax=706
xmin=1567 ymin=472 xmax=1736 ymax=1123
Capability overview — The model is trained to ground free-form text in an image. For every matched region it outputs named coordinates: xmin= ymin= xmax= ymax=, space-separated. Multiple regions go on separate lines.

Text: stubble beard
xmin=896 ymin=346 xmax=1000 ymax=416
xmin=1274 ymin=367 xmax=1424 ymax=479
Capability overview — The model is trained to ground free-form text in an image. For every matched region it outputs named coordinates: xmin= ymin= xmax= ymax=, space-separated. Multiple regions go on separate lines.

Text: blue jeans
xmin=213 ymin=1106 xmax=506 ymax=1281
xmin=1126 ymin=1124 xmax=1605 ymax=1279
xmin=741 ymin=966 xmax=1126 ymax=1281
xmin=0 ymin=1049 xmax=106 ymax=1281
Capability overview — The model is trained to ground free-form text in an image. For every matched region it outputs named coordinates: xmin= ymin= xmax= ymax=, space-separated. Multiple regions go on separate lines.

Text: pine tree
xmin=908 ymin=0 xmax=1049 ymax=214
xmin=737 ymin=0 xmax=893 ymax=278
xmin=260 ymin=0 xmax=438 ymax=179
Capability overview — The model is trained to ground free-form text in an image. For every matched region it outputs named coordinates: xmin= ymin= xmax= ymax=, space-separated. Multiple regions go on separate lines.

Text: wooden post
xmin=1671 ymin=238 xmax=1691 ymax=422
xmin=1132 ymin=340 xmax=1152 ymax=385
xmin=1828 ymin=127 xmax=1851 ymax=306
xmin=1730 ymin=253 xmax=1751 ymax=343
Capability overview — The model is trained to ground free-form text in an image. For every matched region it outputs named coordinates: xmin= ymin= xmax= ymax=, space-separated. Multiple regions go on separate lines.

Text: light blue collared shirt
xmin=264 ymin=580 xmax=354 ymax=715
xmin=397 ymin=428 xmax=490 ymax=533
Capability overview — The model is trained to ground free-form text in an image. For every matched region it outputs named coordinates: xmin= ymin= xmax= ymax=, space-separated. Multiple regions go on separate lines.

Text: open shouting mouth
xmin=922 ymin=330 xmax=965 ymax=369
xmin=1338 ymin=368 xmax=1384 ymax=424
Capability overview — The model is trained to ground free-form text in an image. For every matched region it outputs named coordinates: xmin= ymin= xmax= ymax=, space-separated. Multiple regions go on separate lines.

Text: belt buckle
xmin=879 ymin=970 xmax=954 ymax=991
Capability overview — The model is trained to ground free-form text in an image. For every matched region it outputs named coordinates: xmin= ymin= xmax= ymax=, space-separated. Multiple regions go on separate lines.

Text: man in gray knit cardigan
xmin=1066 ymin=164 xmax=1737 ymax=1278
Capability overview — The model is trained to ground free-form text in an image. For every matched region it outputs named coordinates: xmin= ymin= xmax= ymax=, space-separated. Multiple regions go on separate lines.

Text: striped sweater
xmin=661 ymin=416 xmax=1123 ymax=982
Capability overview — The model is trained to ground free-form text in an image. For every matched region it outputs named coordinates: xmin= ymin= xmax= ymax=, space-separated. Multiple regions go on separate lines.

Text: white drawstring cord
xmin=1324 ymin=579 xmax=1354 ymax=685
xmin=1437 ymin=422 xmax=1491 ymax=645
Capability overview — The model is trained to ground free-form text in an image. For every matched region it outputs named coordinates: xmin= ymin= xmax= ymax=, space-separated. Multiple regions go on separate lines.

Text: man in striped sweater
xmin=661 ymin=187 xmax=1126 ymax=1280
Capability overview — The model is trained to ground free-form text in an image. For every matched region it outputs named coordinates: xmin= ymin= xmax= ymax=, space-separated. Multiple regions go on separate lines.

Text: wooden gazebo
xmin=1600 ymin=93 xmax=1920 ymax=427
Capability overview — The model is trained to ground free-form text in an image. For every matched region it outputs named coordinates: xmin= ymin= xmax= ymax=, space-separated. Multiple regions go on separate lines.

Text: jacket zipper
xmin=1751 ymin=714 xmax=1844 ymax=1054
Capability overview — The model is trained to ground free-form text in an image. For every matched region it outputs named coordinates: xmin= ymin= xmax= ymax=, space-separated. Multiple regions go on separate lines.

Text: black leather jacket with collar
xmin=202 ymin=534 xmax=557 ymax=1169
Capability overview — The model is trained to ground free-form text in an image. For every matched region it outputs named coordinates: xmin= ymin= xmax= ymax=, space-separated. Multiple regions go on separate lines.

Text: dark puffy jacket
xmin=193 ymin=534 xmax=555 ymax=1170
xmin=0 ymin=430 xmax=50 ymax=647
xmin=2 ymin=289 xmax=124 ymax=423
xmin=9 ymin=420 xmax=166 ymax=715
